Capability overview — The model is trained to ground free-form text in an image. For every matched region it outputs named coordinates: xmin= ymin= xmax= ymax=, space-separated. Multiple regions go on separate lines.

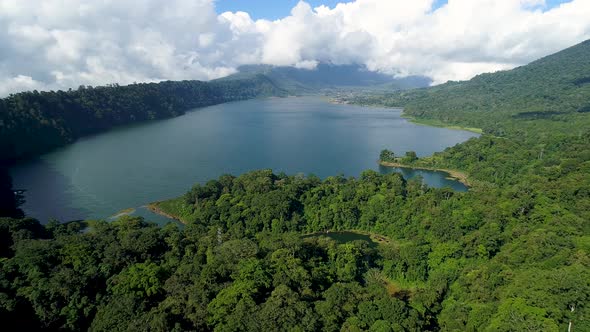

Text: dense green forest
xmin=1 ymin=167 xmax=588 ymax=331
xmin=0 ymin=75 xmax=285 ymax=164
xmin=1 ymin=40 xmax=589 ymax=331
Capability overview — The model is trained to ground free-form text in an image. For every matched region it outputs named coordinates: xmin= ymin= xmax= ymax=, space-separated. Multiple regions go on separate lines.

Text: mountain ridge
xmin=217 ymin=63 xmax=432 ymax=93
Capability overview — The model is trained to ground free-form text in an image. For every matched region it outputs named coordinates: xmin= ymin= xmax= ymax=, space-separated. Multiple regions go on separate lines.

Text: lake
xmin=10 ymin=96 xmax=479 ymax=223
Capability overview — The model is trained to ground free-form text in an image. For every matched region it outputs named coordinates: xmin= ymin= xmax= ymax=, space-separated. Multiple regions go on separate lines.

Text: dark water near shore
xmin=10 ymin=96 xmax=478 ymax=223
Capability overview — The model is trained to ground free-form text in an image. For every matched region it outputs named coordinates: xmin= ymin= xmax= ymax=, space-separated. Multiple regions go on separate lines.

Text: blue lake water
xmin=10 ymin=96 xmax=478 ymax=223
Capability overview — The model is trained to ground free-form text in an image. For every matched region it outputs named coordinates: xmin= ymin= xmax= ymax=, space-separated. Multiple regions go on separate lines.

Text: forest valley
xmin=0 ymin=40 xmax=589 ymax=331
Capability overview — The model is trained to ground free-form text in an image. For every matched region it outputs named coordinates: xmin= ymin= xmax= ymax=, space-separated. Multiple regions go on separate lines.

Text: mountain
xmin=217 ymin=63 xmax=432 ymax=93
xmin=353 ymin=39 xmax=590 ymax=132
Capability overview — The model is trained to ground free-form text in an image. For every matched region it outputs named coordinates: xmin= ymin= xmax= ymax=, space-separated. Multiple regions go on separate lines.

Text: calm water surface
xmin=11 ymin=97 xmax=478 ymax=223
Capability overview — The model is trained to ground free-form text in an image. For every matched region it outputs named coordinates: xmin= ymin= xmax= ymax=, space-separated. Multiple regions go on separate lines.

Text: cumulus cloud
xmin=0 ymin=0 xmax=240 ymax=94
xmin=0 ymin=0 xmax=589 ymax=95
xmin=244 ymin=0 xmax=590 ymax=83
xmin=0 ymin=75 xmax=45 ymax=97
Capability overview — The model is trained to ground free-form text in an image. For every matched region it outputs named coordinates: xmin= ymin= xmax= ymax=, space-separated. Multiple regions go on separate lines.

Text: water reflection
xmin=378 ymin=165 xmax=468 ymax=192
xmin=10 ymin=158 xmax=91 ymax=222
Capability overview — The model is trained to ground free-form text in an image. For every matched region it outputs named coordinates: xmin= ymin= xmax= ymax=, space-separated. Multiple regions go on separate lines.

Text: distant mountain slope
xmin=353 ymin=39 xmax=590 ymax=131
xmin=217 ymin=63 xmax=432 ymax=93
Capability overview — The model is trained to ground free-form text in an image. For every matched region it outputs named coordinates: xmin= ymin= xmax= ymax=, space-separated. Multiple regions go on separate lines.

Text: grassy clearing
xmin=147 ymin=197 xmax=194 ymax=223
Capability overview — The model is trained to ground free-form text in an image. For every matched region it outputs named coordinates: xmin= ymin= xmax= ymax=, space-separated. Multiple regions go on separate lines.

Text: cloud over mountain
xmin=1 ymin=0 xmax=589 ymax=95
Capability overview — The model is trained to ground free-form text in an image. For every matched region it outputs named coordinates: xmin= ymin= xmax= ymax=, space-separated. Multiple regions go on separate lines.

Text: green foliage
xmin=350 ymin=40 xmax=590 ymax=136
xmin=379 ymin=149 xmax=395 ymax=162
xmin=403 ymin=151 xmax=418 ymax=163
xmin=109 ymin=262 xmax=166 ymax=297
xmin=2 ymin=145 xmax=585 ymax=330
xmin=487 ymin=298 xmax=559 ymax=332
xmin=349 ymin=39 xmax=590 ymax=331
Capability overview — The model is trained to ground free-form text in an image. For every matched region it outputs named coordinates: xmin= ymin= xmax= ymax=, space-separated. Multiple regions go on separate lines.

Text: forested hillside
xmin=0 ymin=75 xmax=285 ymax=164
xmin=351 ymin=39 xmax=590 ymax=133
xmin=1 ymin=166 xmax=588 ymax=331
xmin=0 ymin=40 xmax=589 ymax=331
xmin=0 ymin=172 xmax=443 ymax=331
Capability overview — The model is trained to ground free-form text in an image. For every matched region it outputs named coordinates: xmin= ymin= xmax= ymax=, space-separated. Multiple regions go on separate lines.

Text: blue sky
xmin=215 ymin=0 xmax=348 ymax=20
xmin=215 ymin=0 xmax=573 ymax=20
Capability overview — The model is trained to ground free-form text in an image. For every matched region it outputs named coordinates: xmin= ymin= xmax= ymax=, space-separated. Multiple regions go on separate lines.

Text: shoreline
xmin=109 ymin=207 xmax=136 ymax=219
xmin=379 ymin=160 xmax=471 ymax=187
xmin=329 ymin=97 xmax=482 ymax=134
xmin=328 ymin=98 xmax=404 ymax=111
xmin=145 ymin=202 xmax=185 ymax=224
xmin=400 ymin=115 xmax=483 ymax=134
xmin=143 ymin=98 xmax=473 ymax=225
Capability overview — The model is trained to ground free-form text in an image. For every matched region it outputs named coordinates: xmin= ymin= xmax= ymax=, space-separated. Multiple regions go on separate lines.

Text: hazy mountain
xmin=216 ymin=63 xmax=432 ymax=93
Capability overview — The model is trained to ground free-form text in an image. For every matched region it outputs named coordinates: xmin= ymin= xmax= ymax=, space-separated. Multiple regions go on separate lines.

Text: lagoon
xmin=10 ymin=97 xmax=478 ymax=223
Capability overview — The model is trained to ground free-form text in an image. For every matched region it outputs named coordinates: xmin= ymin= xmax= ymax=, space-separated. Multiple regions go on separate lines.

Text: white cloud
xmin=0 ymin=0 xmax=589 ymax=95
xmin=295 ymin=60 xmax=319 ymax=70
xmin=0 ymin=0 xmax=238 ymax=95
xmin=240 ymin=0 xmax=590 ymax=84
xmin=0 ymin=75 xmax=45 ymax=96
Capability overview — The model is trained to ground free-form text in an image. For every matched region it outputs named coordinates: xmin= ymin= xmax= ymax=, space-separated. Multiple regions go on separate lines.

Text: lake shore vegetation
xmin=0 ymin=40 xmax=589 ymax=331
